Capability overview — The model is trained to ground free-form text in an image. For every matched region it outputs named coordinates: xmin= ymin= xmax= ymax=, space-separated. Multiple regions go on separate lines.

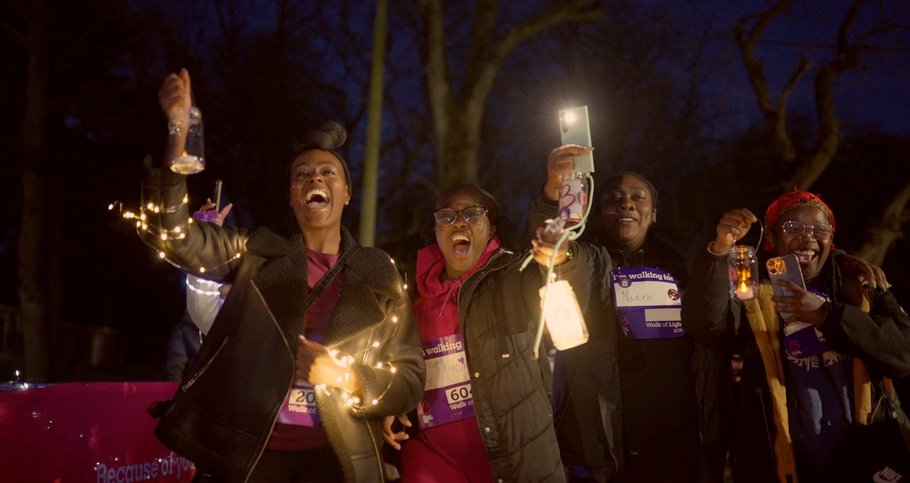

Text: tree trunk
xmin=358 ymin=0 xmax=388 ymax=247
xmin=19 ymin=0 xmax=52 ymax=381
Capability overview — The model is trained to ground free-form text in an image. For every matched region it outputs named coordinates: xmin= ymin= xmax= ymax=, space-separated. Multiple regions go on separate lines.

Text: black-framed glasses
xmin=434 ymin=206 xmax=488 ymax=226
xmin=779 ymin=220 xmax=833 ymax=240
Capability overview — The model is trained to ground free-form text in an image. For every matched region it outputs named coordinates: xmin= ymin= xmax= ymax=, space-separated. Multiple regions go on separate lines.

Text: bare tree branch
xmin=468 ymin=0 xmax=498 ymax=76
xmin=787 ymin=0 xmax=866 ymax=189
xmin=856 ymin=180 xmax=910 ymax=265
xmin=2 ymin=21 xmax=26 ymax=48
xmin=777 ymin=57 xmax=812 ymax=113
xmin=735 ymin=0 xmax=797 ymax=162
xmin=471 ymin=0 xmax=602 ymax=104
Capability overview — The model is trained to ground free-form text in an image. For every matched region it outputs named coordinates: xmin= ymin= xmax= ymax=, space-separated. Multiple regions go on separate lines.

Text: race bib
xmin=417 ymin=334 xmax=475 ymax=429
xmin=612 ymin=266 xmax=684 ymax=339
xmin=277 ymin=380 xmax=321 ymax=427
xmin=783 ymin=323 xmax=828 ymax=358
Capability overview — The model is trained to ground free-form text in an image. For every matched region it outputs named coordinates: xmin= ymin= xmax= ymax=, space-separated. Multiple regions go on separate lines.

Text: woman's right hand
xmin=544 ymin=144 xmax=590 ymax=201
xmin=713 ymin=208 xmax=758 ymax=253
xmin=158 ymin=68 xmax=192 ymax=122
xmin=382 ymin=414 xmax=412 ymax=450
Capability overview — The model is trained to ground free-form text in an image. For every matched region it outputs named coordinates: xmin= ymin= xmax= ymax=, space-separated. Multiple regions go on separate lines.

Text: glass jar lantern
xmin=729 ymin=245 xmax=759 ymax=300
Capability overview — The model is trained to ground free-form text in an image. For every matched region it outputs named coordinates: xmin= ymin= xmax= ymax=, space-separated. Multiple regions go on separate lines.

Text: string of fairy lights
xmin=108 ymin=193 xmax=407 ymax=410
xmin=108 ymin=198 xmax=240 ymax=274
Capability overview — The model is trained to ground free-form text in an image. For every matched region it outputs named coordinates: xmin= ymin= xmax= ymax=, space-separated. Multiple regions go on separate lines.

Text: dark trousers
xmin=192 ymin=445 xmax=344 ymax=483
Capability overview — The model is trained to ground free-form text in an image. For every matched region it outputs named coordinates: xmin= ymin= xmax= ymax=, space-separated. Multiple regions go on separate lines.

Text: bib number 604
xmin=446 ymin=383 xmax=473 ymax=404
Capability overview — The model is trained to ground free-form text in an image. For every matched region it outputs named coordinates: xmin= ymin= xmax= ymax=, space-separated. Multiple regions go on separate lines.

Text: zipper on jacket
xmin=361 ymin=325 xmax=388 ymax=481
xmin=181 ymin=336 xmax=230 ymax=392
xmin=364 ymin=414 xmax=387 ymax=482
xmin=244 ymin=280 xmax=298 ymax=483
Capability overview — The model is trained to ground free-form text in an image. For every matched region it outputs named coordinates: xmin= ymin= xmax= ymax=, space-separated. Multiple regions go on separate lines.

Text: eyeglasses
xmin=434 ymin=206 xmax=488 ymax=226
xmin=779 ymin=220 xmax=833 ymax=240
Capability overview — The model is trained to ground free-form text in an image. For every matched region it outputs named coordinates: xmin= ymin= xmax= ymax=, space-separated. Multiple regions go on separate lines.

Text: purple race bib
xmin=611 ymin=267 xmax=685 ymax=339
xmin=277 ymin=380 xmax=321 ymax=427
xmin=417 ymin=334 xmax=475 ymax=429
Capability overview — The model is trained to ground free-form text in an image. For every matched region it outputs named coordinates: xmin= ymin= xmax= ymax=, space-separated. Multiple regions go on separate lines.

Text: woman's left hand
xmin=772 ymin=279 xmax=828 ymax=327
xmin=531 ymin=226 xmax=570 ymax=266
xmin=295 ymin=336 xmax=361 ymax=394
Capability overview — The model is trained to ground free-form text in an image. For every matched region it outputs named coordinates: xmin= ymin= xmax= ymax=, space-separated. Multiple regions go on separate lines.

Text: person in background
xmin=527 ymin=145 xmax=728 ymax=483
xmin=681 ymin=189 xmax=910 ymax=482
xmin=184 ymin=201 xmax=233 ymax=336
xmin=384 ymin=184 xmax=610 ymax=482
xmin=164 ymin=310 xmax=201 ymax=381
xmin=144 ymin=68 xmax=424 ymax=482
xmin=165 ymin=201 xmax=232 ymax=381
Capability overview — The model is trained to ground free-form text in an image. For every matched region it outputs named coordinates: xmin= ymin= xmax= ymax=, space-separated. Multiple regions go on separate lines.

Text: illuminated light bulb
xmin=352 ymin=397 xmax=361 ymax=405
xmin=736 ymin=280 xmax=754 ymax=300
xmin=136 ymin=221 xmax=141 ymax=228
xmin=160 ymin=233 xmax=167 ymax=241
xmin=329 ymin=349 xmax=339 ymax=358
xmin=158 ymin=252 xmax=166 ymax=259
xmin=199 ymin=267 xmax=206 ymax=273
xmin=178 ymin=233 xmax=186 ymax=239
xmin=540 ymin=280 xmax=589 ymax=350
xmin=390 ymin=258 xmax=396 ymax=264
xmin=174 ymin=226 xmax=181 ymax=234
xmin=390 ymin=367 xmax=397 ymax=373
xmin=141 ymin=223 xmax=148 ymax=230
xmin=140 ymin=213 xmax=146 ymax=221
xmin=371 ymin=399 xmax=379 ymax=405
xmin=403 ymin=283 xmax=408 ymax=290
xmin=153 ymin=206 xmax=160 ymax=213
xmin=108 ymin=203 xmax=114 ymax=210
xmin=372 ymin=341 xmax=380 ymax=348
xmin=376 ymin=362 xmax=383 ymax=368
xmin=234 ymin=253 xmax=241 ymax=259
xmin=391 ymin=316 xmax=398 ymax=323
xmin=187 ymin=218 xmax=193 ymax=224
xmin=146 ymin=203 xmax=153 ymax=210
xmin=182 ymin=195 xmax=189 ymax=204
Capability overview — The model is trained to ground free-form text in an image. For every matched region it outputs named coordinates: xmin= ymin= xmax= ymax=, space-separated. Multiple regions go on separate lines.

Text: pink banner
xmin=0 ymin=382 xmax=195 ymax=483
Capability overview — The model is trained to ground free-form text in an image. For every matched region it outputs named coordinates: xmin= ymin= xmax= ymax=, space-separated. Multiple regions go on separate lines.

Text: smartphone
xmin=766 ymin=254 xmax=806 ymax=318
xmin=558 ymin=106 xmax=595 ymax=173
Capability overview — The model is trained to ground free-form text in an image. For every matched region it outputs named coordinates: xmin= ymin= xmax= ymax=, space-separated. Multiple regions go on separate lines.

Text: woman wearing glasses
xmin=384 ymin=184 xmax=606 ymax=482
xmin=681 ymin=189 xmax=910 ymax=483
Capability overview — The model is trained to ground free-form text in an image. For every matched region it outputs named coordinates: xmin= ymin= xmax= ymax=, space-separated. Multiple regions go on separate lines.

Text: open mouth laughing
xmin=452 ymin=231 xmax=471 ymax=257
xmin=305 ymin=188 xmax=329 ymax=209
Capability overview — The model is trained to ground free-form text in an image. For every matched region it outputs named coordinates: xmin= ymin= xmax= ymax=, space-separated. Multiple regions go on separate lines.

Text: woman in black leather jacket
xmin=143 ymin=69 xmax=425 ymax=483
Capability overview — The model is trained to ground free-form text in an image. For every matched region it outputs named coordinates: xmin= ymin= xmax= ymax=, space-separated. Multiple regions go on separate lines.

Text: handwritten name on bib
xmin=611 ymin=266 xmax=684 ymax=339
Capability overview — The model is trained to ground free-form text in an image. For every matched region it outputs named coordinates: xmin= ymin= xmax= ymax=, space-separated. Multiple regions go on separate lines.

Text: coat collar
xmin=249 ymin=225 xmax=399 ymax=346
